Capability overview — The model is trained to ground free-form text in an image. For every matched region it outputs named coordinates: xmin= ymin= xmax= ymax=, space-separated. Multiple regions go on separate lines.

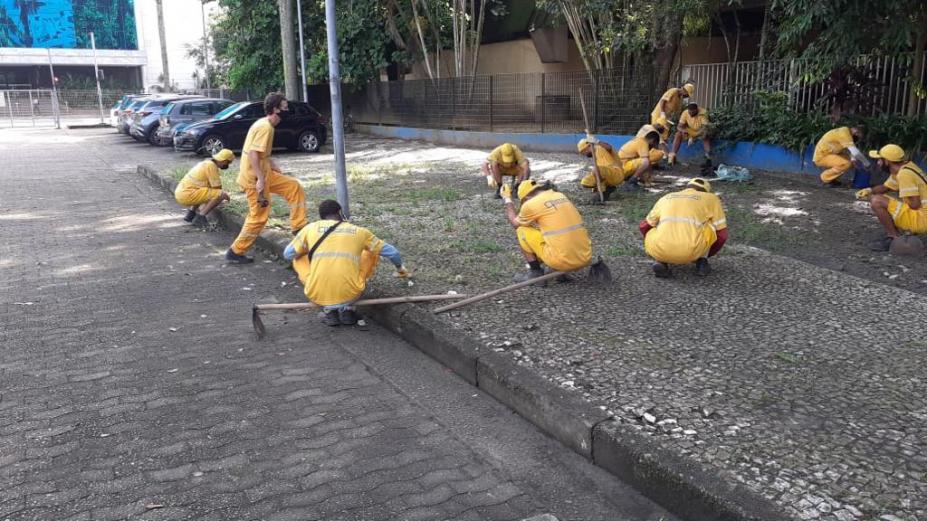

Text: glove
xmin=486 ymin=175 xmax=498 ymax=188
xmin=394 ymin=265 xmax=411 ymax=279
xmin=660 ymin=112 xmax=667 ymax=120
xmin=500 ymin=184 xmax=513 ymax=203
xmin=687 ymin=137 xmax=695 ymax=146
xmin=855 ymin=188 xmax=872 ymax=200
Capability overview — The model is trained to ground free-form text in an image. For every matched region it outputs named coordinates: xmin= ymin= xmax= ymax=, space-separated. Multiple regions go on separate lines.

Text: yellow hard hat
xmin=577 ymin=139 xmax=589 ymax=153
xmin=868 ymin=144 xmax=905 ymax=162
xmin=518 ymin=179 xmax=541 ymax=200
xmin=683 ymin=83 xmax=695 ymax=96
xmin=500 ymin=143 xmax=516 ymax=163
xmin=212 ymin=148 xmax=235 ymax=162
xmin=687 ymin=177 xmax=712 ymax=193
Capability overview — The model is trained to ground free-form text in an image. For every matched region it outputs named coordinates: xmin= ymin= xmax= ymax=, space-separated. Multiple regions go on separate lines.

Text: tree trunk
xmin=277 ymin=0 xmax=299 ymax=99
xmin=653 ymin=8 xmax=683 ymax=92
xmin=907 ymin=17 xmax=926 ymax=117
xmin=156 ymin=0 xmax=171 ymax=90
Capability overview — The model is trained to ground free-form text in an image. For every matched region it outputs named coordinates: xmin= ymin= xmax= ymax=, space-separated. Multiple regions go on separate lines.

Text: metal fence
xmin=682 ymin=52 xmax=927 ymax=116
xmin=0 ymin=90 xmax=61 ymax=128
xmin=343 ymin=66 xmax=657 ymax=134
xmin=194 ymin=88 xmax=253 ymax=101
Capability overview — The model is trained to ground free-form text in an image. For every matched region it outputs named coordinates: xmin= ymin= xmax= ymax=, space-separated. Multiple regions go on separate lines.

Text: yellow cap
xmin=687 ymin=177 xmax=712 ymax=193
xmin=517 ymin=179 xmax=540 ymax=200
xmin=577 ymin=139 xmax=589 ymax=153
xmin=500 ymin=143 xmax=515 ymax=163
xmin=868 ymin=144 xmax=905 ymax=162
xmin=212 ymin=148 xmax=235 ymax=162
xmin=683 ymin=83 xmax=695 ymax=96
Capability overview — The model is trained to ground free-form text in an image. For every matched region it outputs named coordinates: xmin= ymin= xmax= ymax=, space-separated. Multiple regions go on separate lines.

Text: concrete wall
xmin=678 ymin=35 xmax=762 ymax=65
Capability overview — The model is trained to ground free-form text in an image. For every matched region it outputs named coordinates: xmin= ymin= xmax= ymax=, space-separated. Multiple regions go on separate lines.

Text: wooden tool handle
xmin=433 ymin=271 xmax=568 ymax=314
xmin=255 ymin=294 xmax=468 ymax=312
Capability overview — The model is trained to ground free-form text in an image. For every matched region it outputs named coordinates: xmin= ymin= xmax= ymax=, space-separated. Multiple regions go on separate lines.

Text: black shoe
xmin=695 ymin=258 xmax=711 ymax=276
xmin=192 ymin=214 xmax=209 ymax=228
xmin=513 ymin=268 xmax=545 ymax=283
xmin=225 ymin=249 xmax=254 ymax=264
xmin=620 ymin=178 xmax=642 ymax=192
xmin=869 ymin=236 xmax=894 ymax=252
xmin=603 ymin=186 xmax=617 ymax=201
xmin=323 ymin=310 xmax=341 ymax=326
xmin=183 ymin=209 xmax=197 ymax=222
xmin=652 ymin=262 xmax=671 ymax=278
xmin=339 ymin=308 xmax=360 ymax=326
xmin=494 ymin=186 xmax=502 ymax=199
xmin=823 ymin=180 xmax=843 ymax=188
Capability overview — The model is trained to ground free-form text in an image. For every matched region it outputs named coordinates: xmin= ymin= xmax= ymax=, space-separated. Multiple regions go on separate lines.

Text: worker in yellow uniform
xmin=482 ymin=143 xmax=530 ymax=198
xmin=640 ymin=178 xmax=728 ymax=278
xmin=813 ymin=125 xmax=868 ymax=187
xmin=283 ymin=200 xmax=410 ymax=326
xmin=668 ymin=102 xmax=712 ymax=172
xmin=174 ymin=149 xmax=234 ymax=228
xmin=578 ymin=132 xmax=660 ymax=200
xmin=855 ymin=144 xmax=927 ymax=251
xmin=500 ymin=179 xmax=601 ymax=282
xmin=226 ymin=93 xmax=308 ymax=264
xmin=636 ymin=121 xmax=670 ymax=176
xmin=651 ymin=82 xmax=695 ymax=126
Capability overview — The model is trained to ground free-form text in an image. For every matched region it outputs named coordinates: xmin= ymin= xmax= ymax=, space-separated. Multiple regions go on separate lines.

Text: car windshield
xmin=161 ymin=103 xmax=175 ymax=114
xmin=215 ymin=102 xmax=249 ymax=120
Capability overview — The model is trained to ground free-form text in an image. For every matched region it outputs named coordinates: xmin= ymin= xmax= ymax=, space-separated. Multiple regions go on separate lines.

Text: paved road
xmin=0 ymin=128 xmax=675 ymax=520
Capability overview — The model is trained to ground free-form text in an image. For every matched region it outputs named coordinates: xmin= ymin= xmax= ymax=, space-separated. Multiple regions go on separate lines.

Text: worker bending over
xmin=636 ymin=122 xmax=670 ymax=176
xmin=482 ymin=143 xmax=530 ymax=198
xmin=640 ymin=178 xmax=728 ymax=278
xmin=651 ymin=82 xmax=695 ymax=126
xmin=501 ymin=179 xmax=594 ymax=282
xmin=226 ymin=93 xmax=308 ymax=264
xmin=855 ymin=144 xmax=927 ymax=251
xmin=175 ymin=149 xmax=234 ymax=227
xmin=813 ymin=125 xmax=868 ymax=187
xmin=284 ymin=200 xmax=410 ymax=326
xmin=578 ymin=132 xmax=660 ymax=200
xmin=668 ymin=102 xmax=712 ymax=172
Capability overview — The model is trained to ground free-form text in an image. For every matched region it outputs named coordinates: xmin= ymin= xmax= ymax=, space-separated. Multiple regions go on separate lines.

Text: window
xmin=190 ymin=102 xmax=212 ymax=116
xmin=212 ymin=101 xmax=233 ymax=114
xmin=292 ymin=104 xmax=309 ymax=116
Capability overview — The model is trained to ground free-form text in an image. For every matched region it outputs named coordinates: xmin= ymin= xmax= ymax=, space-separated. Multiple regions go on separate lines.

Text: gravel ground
xmin=165 ymin=134 xmax=926 ymax=521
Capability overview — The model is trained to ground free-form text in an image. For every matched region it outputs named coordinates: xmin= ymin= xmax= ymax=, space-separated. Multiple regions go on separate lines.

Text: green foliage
xmin=304 ymin=0 xmax=391 ymax=85
xmin=73 ymin=0 xmax=137 ymax=50
xmin=213 ymin=0 xmax=283 ymax=93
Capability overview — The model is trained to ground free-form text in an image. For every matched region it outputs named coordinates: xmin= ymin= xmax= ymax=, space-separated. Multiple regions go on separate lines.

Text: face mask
xmin=276 ymin=109 xmax=289 ymax=120
xmin=219 ymin=163 xmax=229 ymax=170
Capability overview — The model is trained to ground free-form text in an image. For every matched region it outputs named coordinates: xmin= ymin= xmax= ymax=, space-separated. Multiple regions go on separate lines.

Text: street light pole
xmin=296 ymin=0 xmax=309 ymax=103
xmin=90 ymin=31 xmax=105 ymax=124
xmin=201 ymin=1 xmax=211 ymax=91
xmin=324 ymin=0 xmax=349 ymax=216
xmin=46 ymin=48 xmax=60 ymax=129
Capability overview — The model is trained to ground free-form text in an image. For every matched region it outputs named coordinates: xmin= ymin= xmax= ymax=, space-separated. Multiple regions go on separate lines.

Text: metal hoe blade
xmin=252 ymin=305 xmax=266 ymax=340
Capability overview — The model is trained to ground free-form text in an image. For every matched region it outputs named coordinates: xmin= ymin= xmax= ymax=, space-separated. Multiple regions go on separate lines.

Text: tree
xmin=304 ymin=0 xmax=393 ymax=86
xmin=277 ymin=0 xmax=299 ymax=99
xmin=213 ymin=0 xmax=283 ymax=94
xmin=155 ymin=0 xmax=171 ymax=90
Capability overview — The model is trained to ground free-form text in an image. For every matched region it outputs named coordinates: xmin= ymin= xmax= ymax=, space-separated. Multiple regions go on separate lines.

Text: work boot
xmin=513 ymin=268 xmax=545 ymax=283
xmin=338 ymin=308 xmax=360 ymax=326
xmin=494 ymin=186 xmax=502 ymax=199
xmin=323 ymin=310 xmax=341 ymax=326
xmin=602 ymin=185 xmax=617 ymax=201
xmin=869 ymin=236 xmax=894 ymax=252
xmin=822 ymin=180 xmax=842 ymax=188
xmin=652 ymin=262 xmax=671 ymax=278
xmin=620 ymin=178 xmax=642 ymax=192
xmin=695 ymin=257 xmax=712 ymax=277
xmin=192 ymin=214 xmax=209 ymax=228
xmin=225 ymin=249 xmax=254 ymax=264
xmin=667 ymin=154 xmax=677 ymax=167
xmin=183 ymin=208 xmax=197 ymax=223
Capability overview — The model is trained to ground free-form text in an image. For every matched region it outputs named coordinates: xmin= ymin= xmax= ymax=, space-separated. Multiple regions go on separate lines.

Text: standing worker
xmin=813 ymin=125 xmax=868 ymax=188
xmin=284 ymin=200 xmax=410 ymax=326
xmin=640 ymin=178 xmax=728 ymax=278
xmin=225 ymin=93 xmax=308 ymax=264
xmin=578 ymin=133 xmax=660 ymax=201
xmin=668 ymin=101 xmax=712 ymax=173
xmin=856 ymin=144 xmax=927 ymax=251
xmin=651 ymin=82 xmax=695 ymax=126
xmin=482 ymin=143 xmax=531 ymax=198
xmin=501 ymin=179 xmax=597 ymax=281
xmin=175 ymin=149 xmax=234 ymax=228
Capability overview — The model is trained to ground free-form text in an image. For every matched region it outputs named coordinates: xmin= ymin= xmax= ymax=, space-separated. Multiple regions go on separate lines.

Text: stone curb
xmin=138 ymin=164 xmax=793 ymax=521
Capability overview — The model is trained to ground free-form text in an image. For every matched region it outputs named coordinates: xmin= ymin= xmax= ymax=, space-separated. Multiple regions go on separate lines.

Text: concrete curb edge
xmin=138 ymin=164 xmax=793 ymax=521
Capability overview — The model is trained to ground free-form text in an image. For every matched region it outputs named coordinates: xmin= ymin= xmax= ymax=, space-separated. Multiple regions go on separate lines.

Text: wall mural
xmin=0 ymin=0 xmax=137 ymax=50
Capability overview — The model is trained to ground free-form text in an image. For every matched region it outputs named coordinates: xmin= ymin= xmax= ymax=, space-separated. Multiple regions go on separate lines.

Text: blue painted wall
xmin=0 ymin=0 xmax=137 ymax=49
xmin=357 ymin=124 xmax=824 ymax=175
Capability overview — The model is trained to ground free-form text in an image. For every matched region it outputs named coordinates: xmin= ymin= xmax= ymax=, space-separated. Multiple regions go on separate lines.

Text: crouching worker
xmin=578 ymin=132 xmax=659 ymax=200
xmin=175 ymin=149 xmax=234 ymax=227
xmin=283 ymin=200 xmax=410 ymax=326
xmin=640 ymin=178 xmax=728 ymax=278
xmin=813 ymin=125 xmax=868 ymax=187
xmin=501 ymin=179 xmax=594 ymax=282
xmin=856 ymin=144 xmax=927 ymax=251
xmin=482 ymin=143 xmax=530 ymax=198
xmin=668 ymin=102 xmax=712 ymax=172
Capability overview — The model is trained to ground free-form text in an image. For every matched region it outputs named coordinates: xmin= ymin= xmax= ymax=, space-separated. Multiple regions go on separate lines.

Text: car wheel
xmin=298 ymin=130 xmax=321 ymax=153
xmin=147 ymin=124 xmax=160 ymax=145
xmin=201 ymin=134 xmax=225 ymax=156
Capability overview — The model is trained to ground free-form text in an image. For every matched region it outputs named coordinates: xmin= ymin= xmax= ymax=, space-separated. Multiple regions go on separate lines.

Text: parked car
xmin=110 ymin=94 xmax=144 ymax=128
xmin=129 ymin=95 xmax=203 ymax=144
xmin=117 ymin=96 xmax=154 ymax=134
xmin=173 ymin=101 xmax=327 ymax=155
xmin=152 ymin=98 xmax=234 ymax=146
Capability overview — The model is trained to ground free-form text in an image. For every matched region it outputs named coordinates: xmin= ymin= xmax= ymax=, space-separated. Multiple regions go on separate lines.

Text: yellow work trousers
xmin=230 ymin=171 xmax=308 ymax=255
xmin=815 ymin=154 xmax=852 ymax=183
xmin=517 ymin=226 xmax=549 ymax=265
